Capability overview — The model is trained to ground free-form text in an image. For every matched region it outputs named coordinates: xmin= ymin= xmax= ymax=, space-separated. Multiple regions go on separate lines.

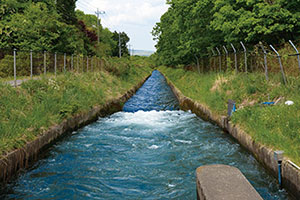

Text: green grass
xmin=0 ymin=57 xmax=152 ymax=156
xmin=159 ymin=66 xmax=300 ymax=165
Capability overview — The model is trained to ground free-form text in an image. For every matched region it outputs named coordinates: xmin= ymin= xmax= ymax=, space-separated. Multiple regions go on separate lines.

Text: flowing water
xmin=0 ymin=70 xmax=291 ymax=199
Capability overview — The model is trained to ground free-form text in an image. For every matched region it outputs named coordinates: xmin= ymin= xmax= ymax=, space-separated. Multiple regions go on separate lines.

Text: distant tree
xmin=112 ymin=31 xmax=130 ymax=57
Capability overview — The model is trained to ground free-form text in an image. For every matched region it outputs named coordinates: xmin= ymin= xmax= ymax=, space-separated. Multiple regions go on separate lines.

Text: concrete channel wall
xmin=196 ymin=165 xmax=263 ymax=200
xmin=164 ymin=75 xmax=300 ymax=199
xmin=0 ymin=75 xmax=150 ymax=184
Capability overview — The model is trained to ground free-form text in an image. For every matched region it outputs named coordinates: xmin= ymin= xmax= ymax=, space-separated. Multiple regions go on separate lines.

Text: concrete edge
xmin=163 ymin=74 xmax=300 ymax=199
xmin=196 ymin=165 xmax=263 ymax=200
xmin=0 ymin=74 xmax=150 ymax=184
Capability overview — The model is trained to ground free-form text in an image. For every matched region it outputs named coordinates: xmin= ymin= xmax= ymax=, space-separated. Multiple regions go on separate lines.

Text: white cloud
xmin=76 ymin=0 xmax=169 ymax=50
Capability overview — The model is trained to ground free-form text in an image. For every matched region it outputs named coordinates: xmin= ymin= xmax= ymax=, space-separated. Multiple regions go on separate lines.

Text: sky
xmin=76 ymin=0 xmax=169 ymax=51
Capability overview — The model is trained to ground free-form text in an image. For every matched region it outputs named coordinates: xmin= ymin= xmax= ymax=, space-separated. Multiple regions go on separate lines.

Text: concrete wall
xmin=196 ymin=165 xmax=263 ymax=200
xmin=165 ymin=75 xmax=300 ymax=199
xmin=0 ymin=75 xmax=150 ymax=184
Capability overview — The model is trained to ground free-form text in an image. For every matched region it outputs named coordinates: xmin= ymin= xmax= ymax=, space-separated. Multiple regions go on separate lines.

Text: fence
xmin=0 ymin=49 xmax=106 ymax=87
xmin=193 ymin=40 xmax=300 ymax=85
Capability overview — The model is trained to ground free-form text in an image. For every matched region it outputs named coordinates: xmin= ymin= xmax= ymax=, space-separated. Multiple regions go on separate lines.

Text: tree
xmin=112 ymin=31 xmax=130 ymax=57
xmin=56 ymin=0 xmax=77 ymax=25
xmin=153 ymin=0 xmax=300 ymax=66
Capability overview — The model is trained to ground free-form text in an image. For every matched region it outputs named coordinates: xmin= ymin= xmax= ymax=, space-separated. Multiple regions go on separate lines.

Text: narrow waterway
xmin=1 ymin=70 xmax=290 ymax=199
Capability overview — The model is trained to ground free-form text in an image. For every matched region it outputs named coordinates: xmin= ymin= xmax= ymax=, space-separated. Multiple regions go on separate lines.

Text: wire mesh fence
xmin=192 ymin=40 xmax=300 ymax=85
xmin=0 ymin=49 xmax=107 ymax=87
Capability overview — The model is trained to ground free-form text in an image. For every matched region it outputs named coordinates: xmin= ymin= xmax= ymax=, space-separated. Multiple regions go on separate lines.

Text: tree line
xmin=0 ymin=0 xmax=130 ymax=57
xmin=152 ymin=0 xmax=300 ymax=66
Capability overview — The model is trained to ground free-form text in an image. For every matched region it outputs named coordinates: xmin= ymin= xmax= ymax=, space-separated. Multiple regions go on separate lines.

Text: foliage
xmin=0 ymin=1 xmax=130 ymax=58
xmin=153 ymin=0 xmax=300 ymax=66
xmin=159 ymin=66 xmax=300 ymax=165
xmin=112 ymin=31 xmax=130 ymax=57
xmin=0 ymin=59 xmax=152 ymax=155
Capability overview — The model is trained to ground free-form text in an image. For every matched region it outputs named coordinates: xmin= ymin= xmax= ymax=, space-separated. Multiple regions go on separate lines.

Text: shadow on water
xmin=0 ymin=70 xmax=292 ymax=199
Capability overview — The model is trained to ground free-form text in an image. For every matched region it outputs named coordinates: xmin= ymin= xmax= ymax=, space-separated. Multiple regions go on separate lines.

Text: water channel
xmin=0 ymin=70 xmax=291 ymax=199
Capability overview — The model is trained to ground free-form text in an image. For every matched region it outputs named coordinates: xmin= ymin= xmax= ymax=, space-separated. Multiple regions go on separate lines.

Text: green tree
xmin=112 ymin=31 xmax=130 ymax=57
xmin=153 ymin=0 xmax=300 ymax=66
xmin=211 ymin=0 xmax=300 ymax=45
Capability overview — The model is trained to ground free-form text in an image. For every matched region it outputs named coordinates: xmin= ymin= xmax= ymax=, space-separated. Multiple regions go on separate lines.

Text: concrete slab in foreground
xmin=196 ymin=164 xmax=263 ymax=200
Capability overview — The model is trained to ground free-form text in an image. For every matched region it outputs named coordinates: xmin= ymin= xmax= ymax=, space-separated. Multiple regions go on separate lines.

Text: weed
xmin=159 ymin=66 xmax=300 ymax=165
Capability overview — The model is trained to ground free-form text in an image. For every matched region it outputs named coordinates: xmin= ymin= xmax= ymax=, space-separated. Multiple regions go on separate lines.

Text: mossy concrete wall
xmin=165 ymin=75 xmax=300 ymax=199
xmin=0 ymin=75 xmax=150 ymax=184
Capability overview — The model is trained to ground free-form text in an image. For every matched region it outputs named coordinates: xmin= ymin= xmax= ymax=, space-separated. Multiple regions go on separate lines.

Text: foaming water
xmin=0 ymin=71 xmax=291 ymax=199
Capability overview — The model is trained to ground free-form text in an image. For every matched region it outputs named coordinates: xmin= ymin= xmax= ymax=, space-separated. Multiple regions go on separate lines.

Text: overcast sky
xmin=76 ymin=0 xmax=169 ymax=51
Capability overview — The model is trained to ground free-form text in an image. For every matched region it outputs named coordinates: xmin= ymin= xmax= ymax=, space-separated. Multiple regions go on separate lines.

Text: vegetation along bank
xmin=159 ymin=66 xmax=300 ymax=166
xmin=0 ymin=57 xmax=152 ymax=182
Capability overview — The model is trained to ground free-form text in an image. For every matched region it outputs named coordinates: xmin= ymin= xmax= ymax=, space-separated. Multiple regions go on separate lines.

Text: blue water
xmin=123 ymin=70 xmax=179 ymax=112
xmin=0 ymin=70 xmax=291 ymax=199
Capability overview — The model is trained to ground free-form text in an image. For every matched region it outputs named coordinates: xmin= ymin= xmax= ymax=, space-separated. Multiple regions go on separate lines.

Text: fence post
xmin=87 ymin=56 xmax=89 ymax=72
xmin=64 ymin=53 xmax=66 ymax=73
xmin=231 ymin=43 xmax=238 ymax=74
xmin=194 ymin=55 xmax=200 ymax=74
xmin=260 ymin=44 xmax=269 ymax=81
xmin=223 ymin=45 xmax=228 ymax=70
xmin=54 ymin=52 xmax=57 ymax=77
xmin=30 ymin=50 xmax=33 ymax=79
xmin=44 ymin=50 xmax=47 ymax=75
xmin=14 ymin=49 xmax=17 ymax=87
xmin=270 ymin=45 xmax=287 ymax=85
xmin=211 ymin=49 xmax=216 ymax=72
xmin=71 ymin=54 xmax=74 ymax=71
xmin=288 ymin=40 xmax=300 ymax=72
xmin=216 ymin=47 xmax=222 ymax=72
xmin=82 ymin=55 xmax=84 ymax=73
xmin=92 ymin=56 xmax=94 ymax=72
xmin=240 ymin=41 xmax=247 ymax=73
xmin=77 ymin=54 xmax=79 ymax=72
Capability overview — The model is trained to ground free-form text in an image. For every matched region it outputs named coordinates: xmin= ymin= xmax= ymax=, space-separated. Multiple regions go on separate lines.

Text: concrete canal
xmin=0 ymin=71 xmax=291 ymax=199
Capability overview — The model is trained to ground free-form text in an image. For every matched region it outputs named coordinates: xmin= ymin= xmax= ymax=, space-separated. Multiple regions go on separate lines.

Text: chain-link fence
xmin=0 ymin=49 xmax=106 ymax=87
xmin=192 ymin=40 xmax=300 ymax=85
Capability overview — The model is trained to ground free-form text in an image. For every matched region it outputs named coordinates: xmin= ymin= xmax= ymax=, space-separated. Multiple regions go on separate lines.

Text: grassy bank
xmin=159 ymin=66 xmax=300 ymax=165
xmin=0 ymin=57 xmax=152 ymax=156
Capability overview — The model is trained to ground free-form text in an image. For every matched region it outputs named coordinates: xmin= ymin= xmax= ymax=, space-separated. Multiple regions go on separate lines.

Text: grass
xmin=0 ymin=57 xmax=152 ymax=157
xmin=159 ymin=66 xmax=300 ymax=165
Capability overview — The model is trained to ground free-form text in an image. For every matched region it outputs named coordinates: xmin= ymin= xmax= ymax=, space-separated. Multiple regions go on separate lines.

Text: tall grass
xmin=0 ymin=57 xmax=152 ymax=156
xmin=159 ymin=66 xmax=300 ymax=165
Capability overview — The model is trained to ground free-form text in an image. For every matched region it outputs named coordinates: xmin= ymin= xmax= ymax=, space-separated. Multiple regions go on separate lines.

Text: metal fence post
xmin=44 ymin=50 xmax=47 ymax=75
xmin=82 ymin=55 xmax=84 ymax=73
xmin=289 ymin=40 xmax=300 ymax=72
xmin=231 ymin=43 xmax=237 ymax=73
xmin=92 ymin=56 xmax=94 ymax=72
xmin=240 ymin=41 xmax=247 ymax=73
xmin=216 ymin=47 xmax=222 ymax=72
xmin=260 ymin=44 xmax=269 ymax=81
xmin=211 ymin=49 xmax=216 ymax=72
xmin=30 ymin=50 xmax=33 ymax=79
xmin=71 ymin=54 xmax=74 ymax=71
xmin=223 ymin=45 xmax=228 ymax=70
xmin=270 ymin=45 xmax=287 ymax=85
xmin=13 ymin=49 xmax=17 ymax=87
xmin=194 ymin=55 xmax=200 ymax=74
xmin=64 ymin=53 xmax=66 ymax=73
xmin=87 ymin=56 xmax=89 ymax=72
xmin=77 ymin=54 xmax=79 ymax=72
xmin=54 ymin=52 xmax=57 ymax=77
